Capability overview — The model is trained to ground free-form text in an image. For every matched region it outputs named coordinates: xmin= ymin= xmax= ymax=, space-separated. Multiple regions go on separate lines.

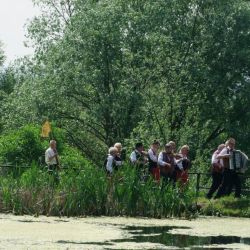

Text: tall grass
xmin=0 ymin=163 xmax=196 ymax=218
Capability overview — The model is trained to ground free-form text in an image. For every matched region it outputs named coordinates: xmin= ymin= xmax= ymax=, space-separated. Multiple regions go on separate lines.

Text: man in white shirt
xmin=130 ymin=142 xmax=147 ymax=167
xmin=158 ymin=143 xmax=176 ymax=182
xmin=45 ymin=140 xmax=60 ymax=183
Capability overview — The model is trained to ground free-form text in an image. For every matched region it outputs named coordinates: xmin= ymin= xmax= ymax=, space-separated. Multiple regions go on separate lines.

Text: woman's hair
xmin=109 ymin=147 xmax=118 ymax=155
xmin=180 ymin=145 xmax=189 ymax=152
xmin=114 ymin=142 xmax=122 ymax=149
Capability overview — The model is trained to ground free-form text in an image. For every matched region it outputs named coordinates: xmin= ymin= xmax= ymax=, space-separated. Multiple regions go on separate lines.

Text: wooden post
xmin=196 ymin=173 xmax=201 ymax=197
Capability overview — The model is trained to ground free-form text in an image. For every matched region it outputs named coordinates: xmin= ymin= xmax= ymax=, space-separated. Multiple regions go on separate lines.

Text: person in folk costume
xmin=215 ymin=138 xmax=242 ymax=198
xmin=148 ymin=140 xmax=161 ymax=181
xmin=130 ymin=142 xmax=148 ymax=179
xmin=105 ymin=147 xmax=122 ymax=175
xmin=169 ymin=141 xmax=179 ymax=158
xmin=114 ymin=142 xmax=123 ymax=165
xmin=158 ymin=143 xmax=177 ymax=183
xmin=175 ymin=145 xmax=191 ymax=185
xmin=114 ymin=142 xmax=127 ymax=161
xmin=45 ymin=140 xmax=60 ymax=184
xmin=206 ymin=144 xmax=225 ymax=199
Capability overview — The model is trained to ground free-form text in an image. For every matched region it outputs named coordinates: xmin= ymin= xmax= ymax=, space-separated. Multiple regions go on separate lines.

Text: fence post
xmin=196 ymin=173 xmax=201 ymax=197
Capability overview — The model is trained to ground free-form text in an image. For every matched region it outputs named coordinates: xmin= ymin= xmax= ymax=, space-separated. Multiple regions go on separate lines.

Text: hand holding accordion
xmin=229 ymin=150 xmax=248 ymax=173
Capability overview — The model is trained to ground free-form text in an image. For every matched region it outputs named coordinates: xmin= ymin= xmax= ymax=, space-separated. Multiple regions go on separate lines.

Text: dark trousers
xmin=206 ymin=172 xmax=223 ymax=199
xmin=215 ymin=169 xmax=241 ymax=198
xmin=227 ymin=171 xmax=241 ymax=198
xmin=160 ymin=171 xmax=176 ymax=186
xmin=48 ymin=164 xmax=59 ymax=184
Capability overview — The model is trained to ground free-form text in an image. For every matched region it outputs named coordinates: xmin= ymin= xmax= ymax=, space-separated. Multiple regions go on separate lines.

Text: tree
xmin=3 ymin=0 xmax=250 ymax=165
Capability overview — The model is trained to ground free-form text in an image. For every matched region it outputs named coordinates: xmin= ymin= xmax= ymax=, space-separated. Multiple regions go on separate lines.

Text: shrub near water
xmin=0 ymin=163 xmax=196 ymax=217
xmin=0 ymin=125 xmax=47 ymax=164
xmin=0 ymin=124 xmax=91 ymax=171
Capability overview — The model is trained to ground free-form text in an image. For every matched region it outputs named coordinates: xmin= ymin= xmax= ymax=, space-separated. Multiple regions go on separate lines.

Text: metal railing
xmin=188 ymin=172 xmax=250 ymax=196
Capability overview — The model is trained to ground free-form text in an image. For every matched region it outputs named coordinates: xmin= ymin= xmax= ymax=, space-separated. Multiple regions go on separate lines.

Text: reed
xmin=0 ymin=163 xmax=196 ymax=218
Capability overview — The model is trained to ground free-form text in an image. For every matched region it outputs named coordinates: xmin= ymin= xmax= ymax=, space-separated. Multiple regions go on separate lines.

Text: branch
xmin=51 ymin=0 xmax=69 ymax=25
xmin=56 ymin=111 xmax=106 ymax=142
xmin=202 ymin=123 xmax=225 ymax=148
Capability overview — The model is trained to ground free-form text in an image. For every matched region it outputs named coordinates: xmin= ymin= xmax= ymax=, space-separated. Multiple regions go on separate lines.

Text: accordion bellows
xmin=229 ymin=150 xmax=249 ymax=173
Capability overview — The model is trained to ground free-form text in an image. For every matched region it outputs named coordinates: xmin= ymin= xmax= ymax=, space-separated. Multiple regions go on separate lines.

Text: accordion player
xmin=229 ymin=150 xmax=248 ymax=173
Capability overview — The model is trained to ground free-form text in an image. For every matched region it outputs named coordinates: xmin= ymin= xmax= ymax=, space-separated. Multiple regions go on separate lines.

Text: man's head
xmin=151 ymin=140 xmax=160 ymax=151
xmin=50 ymin=140 xmax=57 ymax=149
xmin=227 ymin=138 xmax=236 ymax=150
xmin=109 ymin=147 xmax=118 ymax=156
xmin=168 ymin=141 xmax=176 ymax=152
xmin=135 ymin=142 xmax=144 ymax=153
xmin=165 ymin=143 xmax=172 ymax=153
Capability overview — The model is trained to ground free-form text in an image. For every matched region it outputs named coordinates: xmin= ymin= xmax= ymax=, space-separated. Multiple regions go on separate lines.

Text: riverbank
xmin=0 ymin=214 xmax=249 ymax=249
xmin=197 ymin=196 xmax=250 ymax=217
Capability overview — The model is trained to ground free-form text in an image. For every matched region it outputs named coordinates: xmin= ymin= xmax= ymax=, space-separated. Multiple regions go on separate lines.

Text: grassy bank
xmin=0 ymin=164 xmax=196 ymax=218
xmin=198 ymin=196 xmax=250 ymax=217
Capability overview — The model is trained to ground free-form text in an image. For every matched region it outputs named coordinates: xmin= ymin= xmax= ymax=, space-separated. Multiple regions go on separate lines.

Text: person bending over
xmin=206 ymin=144 xmax=225 ymax=199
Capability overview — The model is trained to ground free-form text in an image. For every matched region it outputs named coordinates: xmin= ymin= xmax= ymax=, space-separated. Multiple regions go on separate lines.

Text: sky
xmin=0 ymin=0 xmax=40 ymax=65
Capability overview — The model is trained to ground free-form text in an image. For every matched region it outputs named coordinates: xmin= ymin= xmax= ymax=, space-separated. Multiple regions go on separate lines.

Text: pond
xmin=0 ymin=214 xmax=249 ymax=249
xmin=63 ymin=225 xmax=250 ymax=249
xmin=111 ymin=225 xmax=250 ymax=249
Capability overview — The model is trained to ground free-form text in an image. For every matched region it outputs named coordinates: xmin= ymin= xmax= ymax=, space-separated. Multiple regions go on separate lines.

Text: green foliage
xmin=1 ymin=0 xmax=250 ymax=167
xmin=59 ymin=144 xmax=90 ymax=169
xmin=0 ymin=124 xmax=92 ymax=171
xmin=0 ymin=163 xmax=196 ymax=217
xmin=0 ymin=125 xmax=47 ymax=164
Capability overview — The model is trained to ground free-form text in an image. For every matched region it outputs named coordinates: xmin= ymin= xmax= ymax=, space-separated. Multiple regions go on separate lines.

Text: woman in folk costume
xmin=175 ymin=145 xmax=191 ymax=185
xmin=106 ymin=147 xmax=122 ymax=175
xmin=148 ymin=140 xmax=160 ymax=181
xmin=113 ymin=142 xmax=123 ymax=169
xmin=158 ymin=143 xmax=176 ymax=183
xmin=206 ymin=144 xmax=225 ymax=199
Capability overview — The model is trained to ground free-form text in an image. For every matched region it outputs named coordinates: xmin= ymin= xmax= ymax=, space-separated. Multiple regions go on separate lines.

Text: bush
xmin=0 ymin=125 xmax=47 ymax=164
xmin=60 ymin=144 xmax=91 ymax=169
xmin=0 ymin=124 xmax=92 ymax=170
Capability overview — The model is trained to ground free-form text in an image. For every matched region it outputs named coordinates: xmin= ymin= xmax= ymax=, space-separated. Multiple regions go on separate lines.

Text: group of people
xmin=45 ymin=138 xmax=248 ymax=198
xmin=206 ymin=138 xmax=248 ymax=199
xmin=105 ymin=140 xmax=191 ymax=185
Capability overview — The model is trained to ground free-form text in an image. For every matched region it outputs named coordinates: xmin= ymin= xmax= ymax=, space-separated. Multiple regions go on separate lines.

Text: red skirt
xmin=176 ymin=170 xmax=189 ymax=184
xmin=150 ymin=167 xmax=161 ymax=182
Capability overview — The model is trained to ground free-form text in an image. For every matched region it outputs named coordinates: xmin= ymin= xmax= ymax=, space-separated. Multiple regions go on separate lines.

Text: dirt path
xmin=0 ymin=214 xmax=249 ymax=249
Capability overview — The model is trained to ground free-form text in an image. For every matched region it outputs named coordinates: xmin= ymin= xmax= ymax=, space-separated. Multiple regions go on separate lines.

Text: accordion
xmin=229 ymin=150 xmax=248 ymax=173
